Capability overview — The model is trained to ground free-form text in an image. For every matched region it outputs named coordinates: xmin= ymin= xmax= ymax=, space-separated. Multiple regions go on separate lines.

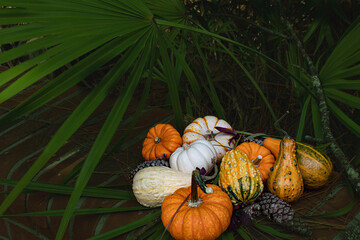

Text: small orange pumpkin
xmin=235 ymin=142 xmax=275 ymax=182
xmin=263 ymin=137 xmax=281 ymax=159
xmin=161 ymin=175 xmax=233 ymax=240
xmin=142 ymin=124 xmax=182 ymax=161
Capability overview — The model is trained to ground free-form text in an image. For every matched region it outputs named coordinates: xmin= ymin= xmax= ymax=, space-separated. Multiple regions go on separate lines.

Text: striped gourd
xmin=296 ymin=142 xmax=333 ymax=189
xmin=218 ymin=149 xmax=263 ymax=206
xmin=267 ymin=137 xmax=304 ymax=203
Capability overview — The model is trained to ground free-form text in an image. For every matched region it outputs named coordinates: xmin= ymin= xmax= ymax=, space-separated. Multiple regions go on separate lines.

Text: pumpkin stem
xmin=204 ymin=129 xmax=216 ymax=141
xmin=193 ymin=169 xmax=213 ymax=194
xmin=252 ymin=155 xmax=262 ymax=166
xmin=190 ymin=172 xmax=199 ymax=203
xmin=274 ymin=111 xmax=290 ymax=137
xmin=154 ymin=137 xmax=161 ymax=143
xmin=183 ymin=143 xmax=190 ymax=150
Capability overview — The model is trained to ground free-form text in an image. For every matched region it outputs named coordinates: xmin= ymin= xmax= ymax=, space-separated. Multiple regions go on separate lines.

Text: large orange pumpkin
xmin=161 ymin=181 xmax=233 ymax=240
xmin=142 ymin=124 xmax=182 ymax=161
xmin=235 ymin=142 xmax=275 ymax=182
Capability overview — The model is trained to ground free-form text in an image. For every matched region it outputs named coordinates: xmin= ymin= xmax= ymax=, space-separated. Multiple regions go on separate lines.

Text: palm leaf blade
xmin=0 ymin=30 xmax=147 ymax=126
xmin=88 ymin=211 xmax=161 ymax=240
xmin=54 ymin=32 xmax=155 ymax=240
xmin=327 ymin=98 xmax=360 ymax=137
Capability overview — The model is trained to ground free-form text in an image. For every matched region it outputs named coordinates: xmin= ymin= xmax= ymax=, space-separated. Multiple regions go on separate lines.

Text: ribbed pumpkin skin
xmin=142 ymin=124 xmax=182 ymax=161
xmin=182 ymin=116 xmax=235 ymax=162
xmin=267 ymin=138 xmax=304 ymax=203
xmin=218 ymin=149 xmax=263 ymax=205
xmin=235 ymin=142 xmax=275 ymax=182
xmin=263 ymin=137 xmax=281 ymax=159
xmin=161 ymin=184 xmax=233 ymax=240
xmin=169 ymin=139 xmax=217 ymax=173
xmin=296 ymin=142 xmax=333 ymax=189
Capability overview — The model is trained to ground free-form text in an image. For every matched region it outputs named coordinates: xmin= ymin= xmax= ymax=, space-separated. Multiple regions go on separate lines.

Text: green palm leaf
xmin=323 ymin=79 xmax=360 ymax=90
xmin=296 ymin=95 xmax=311 ymax=141
xmin=0 ymin=31 xmax=146 ymax=126
xmin=0 ymin=34 xmax=150 ymax=217
xmin=325 ymin=88 xmax=360 ymax=109
xmin=311 ymin=97 xmax=324 ymax=139
xmin=88 ymin=211 xmax=161 ymax=240
xmin=158 ymin=35 xmax=184 ymax=130
xmin=0 ymin=179 xmax=134 ymax=200
xmin=320 ymin=22 xmax=360 ymax=80
xmin=253 ymin=222 xmax=292 ymax=239
xmin=55 ymin=31 xmax=156 ymax=239
xmin=327 ymin=98 xmax=360 ymax=138
xmin=0 ymin=206 xmax=148 ymax=218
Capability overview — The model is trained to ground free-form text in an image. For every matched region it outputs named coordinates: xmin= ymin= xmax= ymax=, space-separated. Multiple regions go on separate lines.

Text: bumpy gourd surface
xmin=161 ymin=184 xmax=233 ymax=240
xmin=182 ymin=116 xmax=235 ymax=162
xmin=267 ymin=138 xmax=304 ymax=203
xmin=218 ymin=149 xmax=263 ymax=205
xmin=296 ymin=142 xmax=333 ymax=189
xmin=263 ymin=138 xmax=333 ymax=189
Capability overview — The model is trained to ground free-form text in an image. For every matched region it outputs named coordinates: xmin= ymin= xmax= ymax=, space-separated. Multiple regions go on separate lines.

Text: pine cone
xmin=243 ymin=203 xmax=261 ymax=219
xmin=129 ymin=155 xmax=169 ymax=181
xmin=256 ymin=192 xmax=294 ymax=223
xmin=242 ymin=137 xmax=263 ymax=146
xmin=257 ymin=193 xmax=312 ymax=237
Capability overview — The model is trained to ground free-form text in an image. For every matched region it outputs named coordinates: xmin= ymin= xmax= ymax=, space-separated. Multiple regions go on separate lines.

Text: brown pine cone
xmin=129 ymin=155 xmax=169 ymax=181
xmin=243 ymin=203 xmax=261 ymax=219
xmin=256 ymin=192 xmax=295 ymax=223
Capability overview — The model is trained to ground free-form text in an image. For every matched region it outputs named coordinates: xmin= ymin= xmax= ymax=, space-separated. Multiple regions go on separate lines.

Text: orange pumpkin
xmin=235 ymin=142 xmax=275 ymax=182
xmin=142 ymin=124 xmax=182 ymax=161
xmin=263 ymin=137 xmax=281 ymax=159
xmin=161 ymin=181 xmax=233 ymax=240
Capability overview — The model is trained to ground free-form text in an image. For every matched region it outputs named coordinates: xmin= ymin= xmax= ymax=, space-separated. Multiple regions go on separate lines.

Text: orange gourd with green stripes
xmin=218 ymin=149 xmax=263 ymax=206
xmin=296 ymin=142 xmax=333 ymax=189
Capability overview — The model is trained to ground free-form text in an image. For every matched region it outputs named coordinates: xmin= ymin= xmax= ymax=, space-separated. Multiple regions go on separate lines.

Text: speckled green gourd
xmin=267 ymin=137 xmax=304 ymax=203
xmin=296 ymin=142 xmax=333 ymax=189
xmin=218 ymin=149 xmax=264 ymax=206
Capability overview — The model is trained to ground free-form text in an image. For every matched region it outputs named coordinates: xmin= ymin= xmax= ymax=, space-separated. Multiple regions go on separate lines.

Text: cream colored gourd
xmin=132 ymin=166 xmax=192 ymax=207
xmin=182 ymin=116 xmax=235 ymax=162
xmin=170 ymin=139 xmax=217 ymax=173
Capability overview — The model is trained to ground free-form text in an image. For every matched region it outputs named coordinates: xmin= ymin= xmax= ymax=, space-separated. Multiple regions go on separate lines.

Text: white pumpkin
xmin=169 ymin=139 xmax=217 ymax=173
xmin=182 ymin=115 xmax=235 ymax=162
xmin=132 ymin=166 xmax=191 ymax=207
